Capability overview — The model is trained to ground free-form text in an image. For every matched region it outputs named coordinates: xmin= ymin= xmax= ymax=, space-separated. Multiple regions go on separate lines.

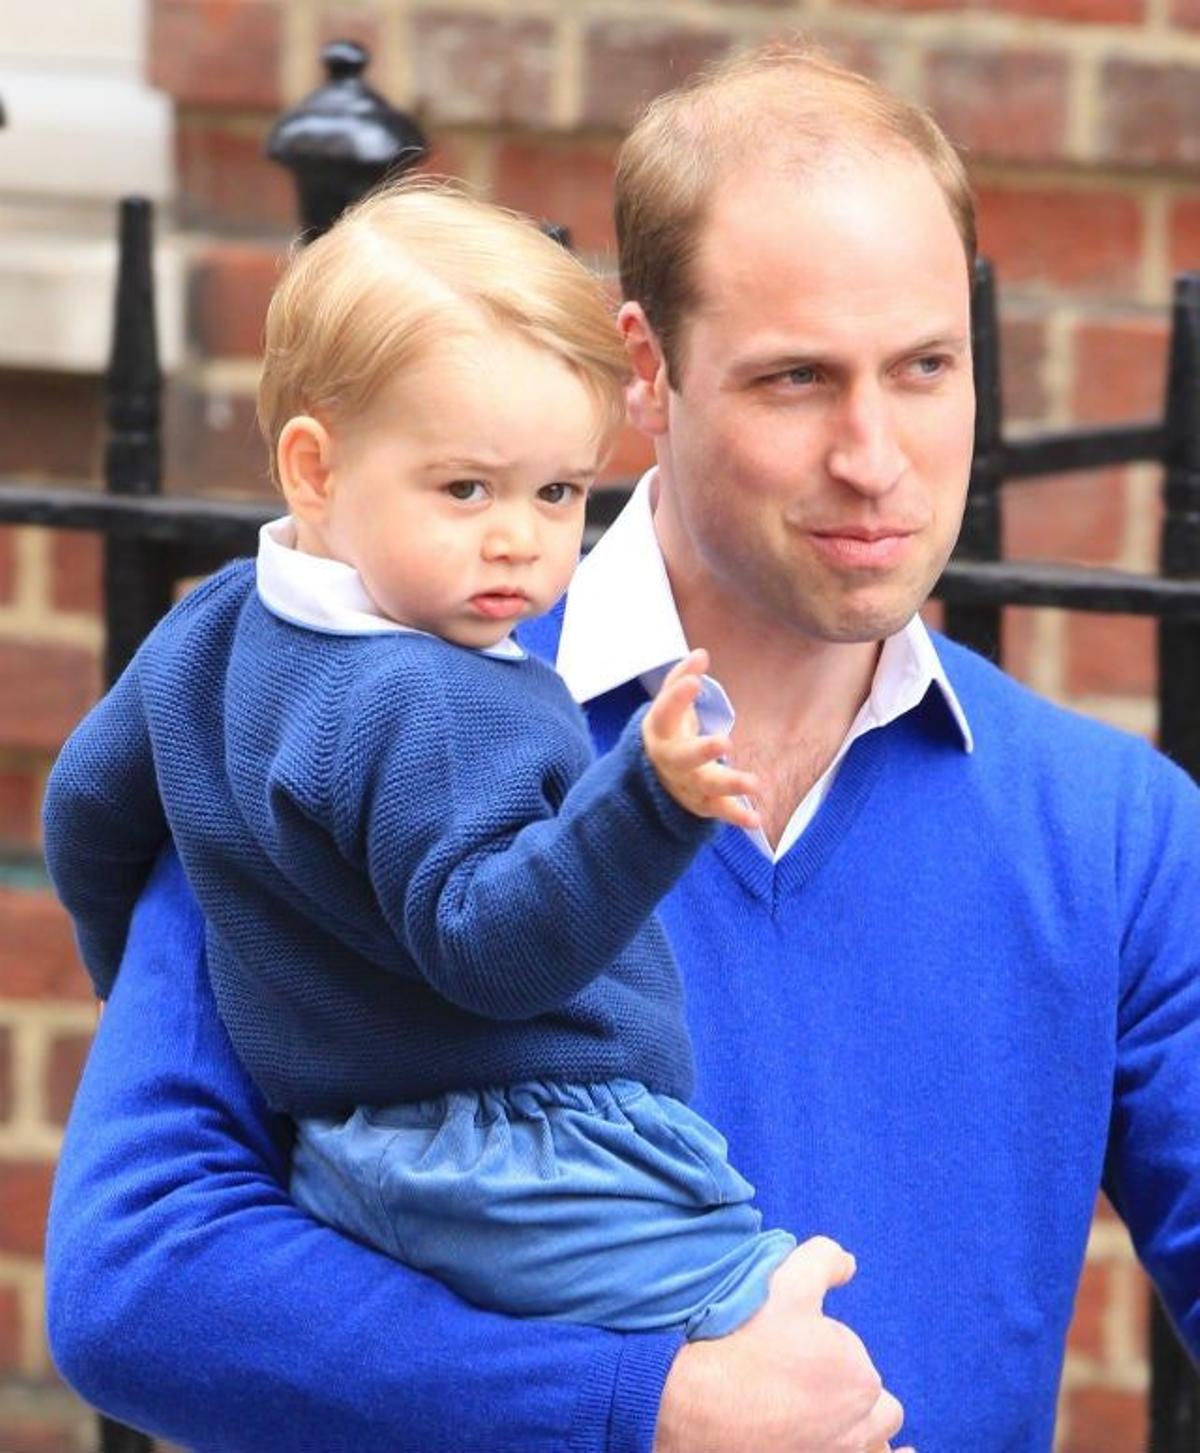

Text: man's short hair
xmin=258 ymin=179 xmax=630 ymax=483
xmin=615 ymin=38 xmax=977 ymax=387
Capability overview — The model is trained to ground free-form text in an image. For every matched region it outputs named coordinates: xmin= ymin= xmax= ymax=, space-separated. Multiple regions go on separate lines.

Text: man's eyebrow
xmin=730 ymin=332 xmax=971 ymax=378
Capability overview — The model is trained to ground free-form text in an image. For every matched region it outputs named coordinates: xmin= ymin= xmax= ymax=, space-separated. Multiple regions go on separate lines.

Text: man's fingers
xmin=859 ymin=1388 xmax=906 ymax=1448
xmin=769 ymin=1236 xmax=857 ymax=1311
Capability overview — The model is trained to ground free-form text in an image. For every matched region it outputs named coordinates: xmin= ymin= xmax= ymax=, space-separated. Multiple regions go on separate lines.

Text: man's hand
xmin=654 ymin=1237 xmax=912 ymax=1453
xmin=643 ymin=649 xmax=761 ymax=830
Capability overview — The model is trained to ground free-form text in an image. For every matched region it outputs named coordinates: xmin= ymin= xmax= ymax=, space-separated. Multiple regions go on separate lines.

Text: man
xmin=47 ymin=42 xmax=1200 ymax=1452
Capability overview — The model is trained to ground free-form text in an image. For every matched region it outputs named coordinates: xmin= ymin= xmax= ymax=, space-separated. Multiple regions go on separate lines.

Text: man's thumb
xmin=771 ymin=1235 xmax=857 ymax=1310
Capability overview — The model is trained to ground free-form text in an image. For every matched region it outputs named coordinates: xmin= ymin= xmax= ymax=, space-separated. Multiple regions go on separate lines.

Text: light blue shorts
xmin=292 ymin=1079 xmax=795 ymax=1339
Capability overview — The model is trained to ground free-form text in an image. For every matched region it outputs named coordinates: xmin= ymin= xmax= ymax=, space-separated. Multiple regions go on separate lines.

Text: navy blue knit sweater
xmin=43 ymin=561 xmax=711 ymax=1114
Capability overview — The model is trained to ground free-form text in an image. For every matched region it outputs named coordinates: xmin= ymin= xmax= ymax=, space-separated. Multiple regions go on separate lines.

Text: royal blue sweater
xmin=42 ymin=561 xmax=708 ymax=1113
xmin=46 ymin=616 xmax=1200 ymax=1451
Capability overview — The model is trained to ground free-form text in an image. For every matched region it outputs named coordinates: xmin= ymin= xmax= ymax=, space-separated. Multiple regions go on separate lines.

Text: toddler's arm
xmin=642 ymin=649 xmax=761 ymax=831
xmin=42 ymin=664 xmax=168 ymax=996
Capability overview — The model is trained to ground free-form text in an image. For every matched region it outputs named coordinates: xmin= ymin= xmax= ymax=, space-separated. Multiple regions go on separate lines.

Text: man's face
xmin=643 ymin=151 xmax=976 ymax=646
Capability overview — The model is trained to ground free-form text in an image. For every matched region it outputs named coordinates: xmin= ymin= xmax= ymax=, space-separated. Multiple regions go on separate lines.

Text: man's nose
xmin=826 ymin=384 xmax=908 ymax=496
xmin=482 ymin=508 xmax=539 ymax=561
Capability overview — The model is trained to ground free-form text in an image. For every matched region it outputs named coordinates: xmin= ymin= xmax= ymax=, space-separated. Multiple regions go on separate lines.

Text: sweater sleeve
xmin=46 ymin=847 xmax=680 ymax=1453
xmin=355 ymin=673 xmax=714 ymax=1021
xmin=1103 ymin=746 xmax=1200 ymax=1360
xmin=41 ymin=661 xmax=168 ymax=998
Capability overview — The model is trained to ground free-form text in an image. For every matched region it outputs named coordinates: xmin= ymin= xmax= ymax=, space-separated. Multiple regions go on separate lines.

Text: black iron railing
xmin=0 ymin=39 xmax=1196 ymax=1453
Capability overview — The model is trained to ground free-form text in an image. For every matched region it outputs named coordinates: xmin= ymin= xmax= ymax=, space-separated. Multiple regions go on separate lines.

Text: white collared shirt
xmin=559 ymin=471 xmax=973 ymax=861
xmin=254 ymin=516 xmax=524 ymax=659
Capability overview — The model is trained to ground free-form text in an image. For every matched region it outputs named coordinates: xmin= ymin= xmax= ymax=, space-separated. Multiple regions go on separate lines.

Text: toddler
xmin=44 ymin=181 xmax=796 ymax=1339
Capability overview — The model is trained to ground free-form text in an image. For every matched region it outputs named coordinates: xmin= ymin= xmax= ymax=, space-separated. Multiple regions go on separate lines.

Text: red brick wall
xmin=5 ymin=0 xmax=1197 ymax=1444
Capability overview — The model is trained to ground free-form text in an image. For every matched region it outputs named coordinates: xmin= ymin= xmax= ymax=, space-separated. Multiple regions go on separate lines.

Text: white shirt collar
xmin=255 ymin=516 xmax=524 ymax=659
xmin=558 ymin=469 xmax=973 ymax=858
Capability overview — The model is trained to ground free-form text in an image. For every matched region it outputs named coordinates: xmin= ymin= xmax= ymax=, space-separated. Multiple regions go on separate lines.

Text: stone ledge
xmin=0 ymin=231 xmax=184 ymax=374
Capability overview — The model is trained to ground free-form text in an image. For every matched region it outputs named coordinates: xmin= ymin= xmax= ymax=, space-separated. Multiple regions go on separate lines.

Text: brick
xmin=1168 ymin=196 xmax=1200 ymax=277
xmin=0 ymin=766 xmax=41 ymax=853
xmin=1061 ymin=1385 xmax=1147 ymax=1453
xmin=318 ymin=8 xmax=383 ymax=63
xmin=977 ymin=187 xmax=1143 ymax=294
xmin=999 ymin=605 xmax=1038 ymax=685
xmin=0 ymin=889 xmax=93 ymax=1002
xmin=176 ymin=115 xmax=297 ymax=235
xmin=412 ymin=11 xmax=556 ymax=127
xmin=0 ymin=1417 xmax=83 ymax=1453
xmin=1067 ymin=1257 xmax=1110 ymax=1361
xmin=599 ymin=426 xmax=654 ymax=489
xmin=48 ymin=531 xmax=103 ymax=617
xmin=493 ymin=139 xmax=619 ymax=257
xmin=1004 ymin=469 xmax=1127 ymax=566
xmin=999 ymin=316 xmax=1049 ymax=423
xmin=852 ymin=0 xmax=965 ymax=14
xmin=0 ymin=1283 xmax=19 ymax=1372
xmin=0 ymin=1025 xmax=11 ymax=1124
xmin=0 ymin=371 xmax=103 ymax=482
xmin=0 ymin=1162 xmax=54 ymax=1257
xmin=925 ymin=49 xmax=1070 ymax=165
xmin=581 ymin=20 xmax=732 ymax=131
xmin=1065 ymin=613 xmax=1156 ymax=696
xmin=189 ymin=242 xmax=284 ymax=360
xmin=982 ymin=0 xmax=1142 ymax=21
xmin=149 ymin=0 xmax=283 ymax=110
xmin=1174 ymin=0 xmax=1200 ymax=28
xmin=0 ymin=528 xmax=15 ymax=605
xmin=44 ymin=1032 xmax=93 ymax=1128
xmin=163 ymin=382 xmax=273 ymax=497
xmin=1071 ymin=318 xmax=1168 ymax=425
xmin=0 ymin=643 xmax=99 ymax=754
xmin=1099 ymin=61 xmax=1200 ymax=168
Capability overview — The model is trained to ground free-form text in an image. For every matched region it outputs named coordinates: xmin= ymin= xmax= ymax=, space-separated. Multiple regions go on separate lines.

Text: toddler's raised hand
xmin=642 ymin=649 xmax=761 ymax=831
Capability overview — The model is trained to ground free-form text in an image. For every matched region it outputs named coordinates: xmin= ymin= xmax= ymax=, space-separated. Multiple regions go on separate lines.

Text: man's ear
xmin=618 ymin=302 xmax=670 ymax=437
xmin=277 ymin=415 xmax=335 ymax=525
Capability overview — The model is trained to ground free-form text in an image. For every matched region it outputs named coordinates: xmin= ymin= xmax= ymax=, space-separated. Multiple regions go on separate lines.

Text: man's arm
xmin=46 ymin=847 xmax=678 ymax=1453
xmin=48 ymin=847 xmax=913 ymax=1452
xmin=1104 ymin=748 xmax=1200 ymax=1359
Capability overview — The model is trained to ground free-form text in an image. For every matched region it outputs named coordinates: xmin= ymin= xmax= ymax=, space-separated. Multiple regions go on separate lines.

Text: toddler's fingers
xmin=659 ymin=648 xmax=709 ymax=693
xmin=655 ymin=733 xmax=733 ymax=773
xmin=695 ymin=764 xmax=760 ymax=803
xmin=644 ymin=675 xmax=702 ymax=744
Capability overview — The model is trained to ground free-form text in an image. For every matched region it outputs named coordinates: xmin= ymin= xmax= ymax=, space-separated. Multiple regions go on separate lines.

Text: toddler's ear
xmin=277 ymin=416 xmax=334 ymax=523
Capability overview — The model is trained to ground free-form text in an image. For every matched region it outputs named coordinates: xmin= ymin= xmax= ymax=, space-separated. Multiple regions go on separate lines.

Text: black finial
xmin=266 ymin=41 xmax=429 ymax=240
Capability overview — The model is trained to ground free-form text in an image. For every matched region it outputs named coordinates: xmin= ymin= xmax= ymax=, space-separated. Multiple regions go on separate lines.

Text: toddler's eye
xmin=539 ymin=482 xmax=578 ymax=505
xmin=446 ymin=480 xmax=486 ymax=502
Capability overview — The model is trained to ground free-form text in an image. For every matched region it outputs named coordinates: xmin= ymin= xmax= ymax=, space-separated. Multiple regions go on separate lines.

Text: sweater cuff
xmin=567 ymin=1329 xmax=681 ymax=1453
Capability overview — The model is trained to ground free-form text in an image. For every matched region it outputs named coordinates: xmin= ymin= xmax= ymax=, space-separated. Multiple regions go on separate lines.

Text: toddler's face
xmin=318 ymin=327 xmax=605 ymax=648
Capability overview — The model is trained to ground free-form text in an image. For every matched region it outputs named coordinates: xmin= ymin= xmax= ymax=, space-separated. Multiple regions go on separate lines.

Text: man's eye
xmin=446 ymin=480 xmax=486 ymax=501
xmin=910 ymin=355 xmax=948 ymax=379
xmin=773 ymin=366 xmax=819 ymax=388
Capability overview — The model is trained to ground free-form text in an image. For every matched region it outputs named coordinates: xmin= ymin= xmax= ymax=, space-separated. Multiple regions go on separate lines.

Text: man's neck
xmin=662 ymin=551 xmax=881 ymax=849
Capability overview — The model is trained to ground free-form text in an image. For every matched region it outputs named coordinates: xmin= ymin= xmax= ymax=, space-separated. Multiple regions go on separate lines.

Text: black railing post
xmin=1148 ymin=271 xmax=1200 ymax=1453
xmin=945 ymin=256 xmax=1003 ymax=661
xmin=1157 ymin=271 xmax=1200 ymax=783
xmin=102 ymin=198 xmax=175 ymax=688
xmin=265 ymin=40 xmax=427 ymax=241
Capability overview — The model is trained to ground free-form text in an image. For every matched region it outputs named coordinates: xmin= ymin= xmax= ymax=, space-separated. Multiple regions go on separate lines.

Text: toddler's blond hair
xmin=258 ymin=179 xmax=629 ymax=483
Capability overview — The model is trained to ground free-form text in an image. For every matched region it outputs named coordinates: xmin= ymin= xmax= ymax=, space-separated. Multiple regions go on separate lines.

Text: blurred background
xmin=1 ymin=0 xmax=1197 ymax=1447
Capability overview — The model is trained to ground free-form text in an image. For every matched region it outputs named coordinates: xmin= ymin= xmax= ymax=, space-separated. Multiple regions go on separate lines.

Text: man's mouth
xmin=807 ymin=527 xmax=918 ymax=569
